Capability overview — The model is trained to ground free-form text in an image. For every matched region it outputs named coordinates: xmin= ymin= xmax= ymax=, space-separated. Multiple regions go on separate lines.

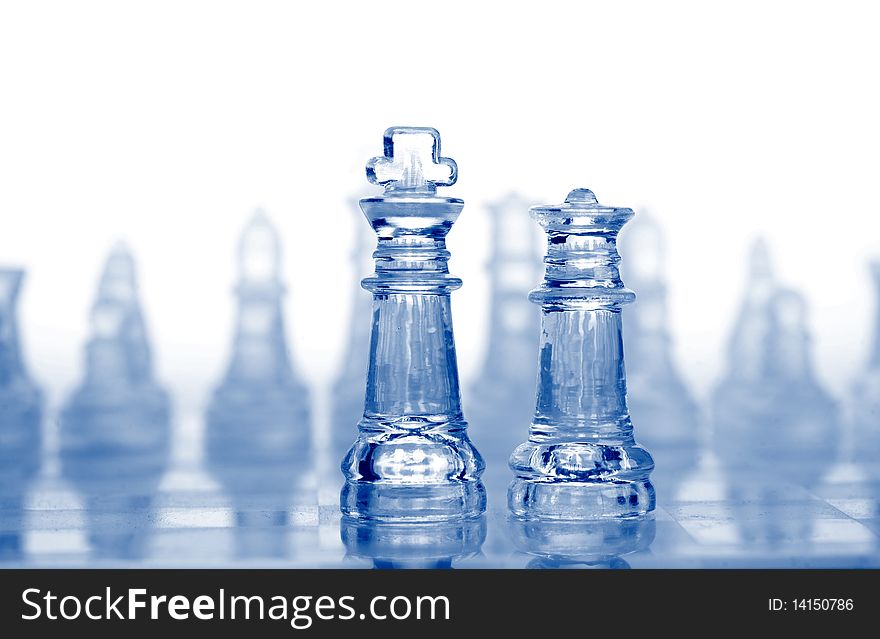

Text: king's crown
xmin=366 ymin=127 xmax=457 ymax=195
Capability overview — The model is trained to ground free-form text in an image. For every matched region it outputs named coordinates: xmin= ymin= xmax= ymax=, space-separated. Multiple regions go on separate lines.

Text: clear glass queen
xmin=340 ymin=127 xmax=485 ymax=521
xmin=509 ymin=188 xmax=655 ymax=520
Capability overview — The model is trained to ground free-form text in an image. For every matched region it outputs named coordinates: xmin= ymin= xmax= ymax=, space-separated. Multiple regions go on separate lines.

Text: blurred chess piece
xmin=817 ymin=261 xmax=880 ymax=537
xmin=329 ymin=201 xmax=374 ymax=468
xmin=508 ymin=515 xmax=655 ymax=569
xmin=59 ymin=244 xmax=170 ymax=560
xmin=205 ymin=210 xmax=312 ymax=559
xmin=712 ymin=239 xmax=838 ymax=547
xmin=341 ymin=484 xmax=486 ymax=568
xmin=851 ymin=261 xmax=880 ymax=476
xmin=0 ymin=268 xmax=43 ymax=561
xmin=467 ymin=194 xmax=541 ymax=510
xmin=621 ymin=213 xmax=700 ymax=504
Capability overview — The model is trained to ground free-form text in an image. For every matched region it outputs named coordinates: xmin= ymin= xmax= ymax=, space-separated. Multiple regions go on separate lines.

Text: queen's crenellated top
xmin=529 ymin=188 xmax=636 ymax=310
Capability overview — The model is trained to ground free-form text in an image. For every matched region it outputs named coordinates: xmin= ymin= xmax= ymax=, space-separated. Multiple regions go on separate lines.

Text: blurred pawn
xmin=340 ymin=485 xmax=486 ymax=568
xmin=0 ymin=268 xmax=43 ymax=561
xmin=508 ymin=515 xmax=655 ymax=569
xmin=621 ymin=213 xmax=700 ymax=504
xmin=713 ymin=240 xmax=838 ymax=547
xmin=329 ymin=201 xmax=374 ymax=467
xmin=851 ymin=261 xmax=880 ymax=475
xmin=205 ymin=210 xmax=312 ymax=559
xmin=467 ymin=194 xmax=542 ymax=509
xmin=59 ymin=244 xmax=170 ymax=560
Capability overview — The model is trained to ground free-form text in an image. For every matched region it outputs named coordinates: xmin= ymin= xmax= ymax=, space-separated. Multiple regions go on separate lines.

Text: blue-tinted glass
xmin=340 ymin=127 xmax=485 ymax=522
xmin=508 ymin=188 xmax=655 ymax=521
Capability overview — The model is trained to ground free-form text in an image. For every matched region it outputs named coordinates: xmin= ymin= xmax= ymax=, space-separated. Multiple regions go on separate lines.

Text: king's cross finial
xmin=366 ymin=127 xmax=457 ymax=194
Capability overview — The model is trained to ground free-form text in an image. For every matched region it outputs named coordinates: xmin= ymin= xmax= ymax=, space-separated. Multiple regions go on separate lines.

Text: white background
xmin=1 ymin=0 xmax=878 ymax=419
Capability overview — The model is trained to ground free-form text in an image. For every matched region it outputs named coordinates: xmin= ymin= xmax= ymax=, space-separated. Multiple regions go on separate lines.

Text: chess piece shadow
xmin=205 ymin=210 xmax=312 ymax=559
xmin=340 ymin=484 xmax=486 ymax=568
xmin=0 ymin=268 xmax=43 ymax=561
xmin=713 ymin=240 xmax=838 ymax=549
xmin=467 ymin=194 xmax=542 ymax=513
xmin=508 ymin=514 xmax=655 ymax=569
xmin=341 ymin=128 xmax=485 ymax=522
xmin=59 ymin=244 xmax=170 ymax=561
xmin=329 ymin=201 xmax=374 ymax=468
xmin=621 ymin=213 xmax=700 ymax=505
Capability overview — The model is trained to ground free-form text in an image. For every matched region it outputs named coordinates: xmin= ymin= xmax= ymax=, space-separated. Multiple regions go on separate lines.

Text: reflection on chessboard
xmin=341 ymin=484 xmax=487 ymax=569
xmin=1 ymin=215 xmax=880 ymax=568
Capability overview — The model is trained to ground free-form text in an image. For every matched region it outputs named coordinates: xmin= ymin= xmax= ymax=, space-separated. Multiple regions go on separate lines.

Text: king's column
xmin=509 ymin=188 xmax=655 ymax=521
xmin=341 ymin=127 xmax=485 ymax=521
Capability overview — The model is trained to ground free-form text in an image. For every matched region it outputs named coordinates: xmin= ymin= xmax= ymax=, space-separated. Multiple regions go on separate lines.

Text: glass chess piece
xmin=205 ymin=210 xmax=313 ymax=559
xmin=467 ymin=194 xmax=542 ymax=509
xmin=0 ymin=268 xmax=43 ymax=561
xmin=340 ymin=127 xmax=485 ymax=522
xmin=330 ymin=200 xmax=375 ymax=467
xmin=508 ymin=189 xmax=655 ymax=521
xmin=621 ymin=212 xmax=700 ymax=504
xmin=59 ymin=243 xmax=170 ymax=560
xmin=851 ymin=261 xmax=880 ymax=476
xmin=712 ymin=239 xmax=838 ymax=547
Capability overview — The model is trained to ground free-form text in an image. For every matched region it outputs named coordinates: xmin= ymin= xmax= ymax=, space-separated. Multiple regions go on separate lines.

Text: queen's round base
xmin=341 ymin=481 xmax=486 ymax=522
xmin=508 ymin=478 xmax=655 ymax=519
xmin=508 ymin=440 xmax=655 ymax=519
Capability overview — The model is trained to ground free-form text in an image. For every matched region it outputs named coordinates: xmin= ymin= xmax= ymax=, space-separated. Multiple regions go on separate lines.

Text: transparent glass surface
xmin=508 ymin=189 xmax=655 ymax=521
xmin=340 ymin=127 xmax=485 ymax=522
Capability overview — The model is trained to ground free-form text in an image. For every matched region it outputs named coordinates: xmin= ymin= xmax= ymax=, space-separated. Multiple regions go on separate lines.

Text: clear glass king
xmin=509 ymin=188 xmax=655 ymax=520
xmin=341 ymin=127 xmax=485 ymax=521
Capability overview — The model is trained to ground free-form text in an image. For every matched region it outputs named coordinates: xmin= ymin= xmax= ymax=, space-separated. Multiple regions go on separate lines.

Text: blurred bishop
xmin=59 ymin=244 xmax=170 ymax=559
